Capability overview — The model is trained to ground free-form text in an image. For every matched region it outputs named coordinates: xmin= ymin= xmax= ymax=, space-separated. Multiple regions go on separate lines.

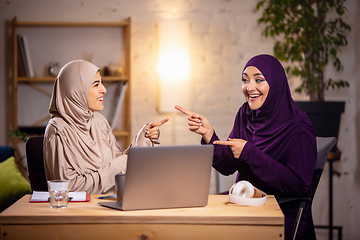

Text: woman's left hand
xmin=145 ymin=118 xmax=169 ymax=139
xmin=213 ymin=138 xmax=247 ymax=159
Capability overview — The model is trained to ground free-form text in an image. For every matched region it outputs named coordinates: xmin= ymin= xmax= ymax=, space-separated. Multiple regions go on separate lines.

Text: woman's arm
xmin=44 ymin=133 xmax=126 ymax=194
xmin=122 ymin=123 xmax=160 ymax=154
xmin=202 ymin=131 xmax=239 ymax=176
xmin=122 ymin=118 xmax=170 ymax=153
xmin=203 ymin=109 xmax=243 ymax=176
xmin=239 ymin=132 xmax=316 ymax=196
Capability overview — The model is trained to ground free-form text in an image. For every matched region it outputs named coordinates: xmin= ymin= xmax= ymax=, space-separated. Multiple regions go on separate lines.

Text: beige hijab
xmin=44 ymin=60 xmax=154 ymax=194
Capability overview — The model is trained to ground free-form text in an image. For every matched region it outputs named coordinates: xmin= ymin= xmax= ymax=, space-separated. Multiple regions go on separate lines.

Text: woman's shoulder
xmin=45 ymin=117 xmax=66 ymax=134
xmin=44 ymin=117 xmax=67 ymax=143
xmin=288 ymin=119 xmax=317 ymax=148
xmin=295 ymin=114 xmax=316 ymax=137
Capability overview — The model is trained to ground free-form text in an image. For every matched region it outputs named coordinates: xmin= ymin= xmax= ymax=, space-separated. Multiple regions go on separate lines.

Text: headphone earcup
xmin=231 ymin=180 xmax=254 ymax=198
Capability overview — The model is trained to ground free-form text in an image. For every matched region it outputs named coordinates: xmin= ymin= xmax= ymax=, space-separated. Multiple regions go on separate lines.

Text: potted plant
xmin=256 ymin=0 xmax=351 ymax=141
xmin=8 ymin=129 xmax=29 ymax=171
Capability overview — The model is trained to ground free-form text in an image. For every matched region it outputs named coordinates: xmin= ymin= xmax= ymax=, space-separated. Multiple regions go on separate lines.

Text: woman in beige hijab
xmin=44 ymin=60 xmax=168 ymax=194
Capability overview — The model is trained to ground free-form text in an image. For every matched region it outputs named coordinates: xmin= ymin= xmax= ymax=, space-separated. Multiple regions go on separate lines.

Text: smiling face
xmin=86 ymin=71 xmax=107 ymax=112
xmin=242 ymin=66 xmax=270 ymax=110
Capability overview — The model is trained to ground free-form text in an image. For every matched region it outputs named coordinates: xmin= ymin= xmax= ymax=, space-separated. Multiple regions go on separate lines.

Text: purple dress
xmin=202 ymin=55 xmax=317 ymax=240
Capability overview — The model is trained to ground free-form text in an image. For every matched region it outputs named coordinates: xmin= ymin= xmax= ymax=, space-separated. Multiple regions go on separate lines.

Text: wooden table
xmin=0 ymin=194 xmax=284 ymax=240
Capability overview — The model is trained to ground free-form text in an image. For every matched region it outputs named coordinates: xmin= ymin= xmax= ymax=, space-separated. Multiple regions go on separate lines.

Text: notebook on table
xmin=98 ymin=144 xmax=214 ymax=211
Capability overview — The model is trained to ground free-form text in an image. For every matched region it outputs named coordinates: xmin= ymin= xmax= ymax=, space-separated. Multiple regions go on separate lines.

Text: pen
xmin=98 ymin=195 xmax=117 ymax=199
xmin=47 ymin=196 xmax=73 ymax=201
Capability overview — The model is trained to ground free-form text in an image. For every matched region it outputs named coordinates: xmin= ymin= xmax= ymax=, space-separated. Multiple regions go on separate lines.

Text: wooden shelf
xmin=12 ymin=16 xmax=132 ymax=152
xmin=17 ymin=76 xmax=129 ymax=82
xmin=15 ymin=20 xmax=130 ymax=27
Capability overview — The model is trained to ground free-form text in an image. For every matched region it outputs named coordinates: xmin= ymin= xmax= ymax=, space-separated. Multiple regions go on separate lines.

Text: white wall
xmin=0 ymin=0 xmax=358 ymax=239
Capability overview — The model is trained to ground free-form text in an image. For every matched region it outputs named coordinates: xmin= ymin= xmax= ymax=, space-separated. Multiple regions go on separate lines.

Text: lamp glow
xmin=157 ymin=20 xmax=190 ymax=112
xmin=158 ymin=50 xmax=190 ymax=81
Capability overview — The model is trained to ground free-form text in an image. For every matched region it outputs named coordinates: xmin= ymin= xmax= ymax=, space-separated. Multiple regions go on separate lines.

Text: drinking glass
xmin=47 ymin=180 xmax=70 ymax=208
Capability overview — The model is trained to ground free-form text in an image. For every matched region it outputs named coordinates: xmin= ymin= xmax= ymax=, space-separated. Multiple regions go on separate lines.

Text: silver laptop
xmin=99 ymin=145 xmax=214 ymax=211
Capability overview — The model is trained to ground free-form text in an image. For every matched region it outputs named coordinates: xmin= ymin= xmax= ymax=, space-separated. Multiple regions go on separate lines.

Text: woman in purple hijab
xmin=175 ymin=54 xmax=317 ymax=240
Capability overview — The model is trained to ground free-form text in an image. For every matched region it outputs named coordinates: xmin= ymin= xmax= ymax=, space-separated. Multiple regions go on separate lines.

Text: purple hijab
xmin=209 ymin=54 xmax=317 ymax=239
xmin=236 ymin=54 xmax=315 ymax=162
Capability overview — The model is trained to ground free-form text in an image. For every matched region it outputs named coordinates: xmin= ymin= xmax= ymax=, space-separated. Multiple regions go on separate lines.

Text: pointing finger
xmin=213 ymin=140 xmax=234 ymax=146
xmin=155 ymin=118 xmax=170 ymax=127
xmin=227 ymin=138 xmax=243 ymax=141
xmin=175 ymin=105 xmax=195 ymax=117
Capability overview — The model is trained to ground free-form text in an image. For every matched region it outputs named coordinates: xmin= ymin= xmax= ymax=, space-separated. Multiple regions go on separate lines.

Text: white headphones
xmin=228 ymin=180 xmax=267 ymax=206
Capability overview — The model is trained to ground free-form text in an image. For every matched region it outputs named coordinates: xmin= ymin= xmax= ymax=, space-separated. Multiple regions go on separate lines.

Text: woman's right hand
xmin=145 ymin=117 xmax=170 ymax=140
xmin=174 ymin=105 xmax=214 ymax=143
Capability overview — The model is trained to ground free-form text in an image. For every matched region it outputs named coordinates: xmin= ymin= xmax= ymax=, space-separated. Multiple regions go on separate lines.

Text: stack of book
xmin=17 ymin=34 xmax=35 ymax=78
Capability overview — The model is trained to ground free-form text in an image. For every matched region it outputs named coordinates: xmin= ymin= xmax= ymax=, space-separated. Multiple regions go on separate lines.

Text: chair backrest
xmin=25 ymin=136 xmax=48 ymax=191
xmin=312 ymin=137 xmax=337 ymax=196
xmin=303 ymin=136 xmax=337 ymax=239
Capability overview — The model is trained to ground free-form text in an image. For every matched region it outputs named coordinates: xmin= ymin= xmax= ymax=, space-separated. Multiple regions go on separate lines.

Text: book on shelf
xmin=17 ymin=34 xmax=27 ymax=76
xmin=17 ymin=34 xmax=35 ymax=78
xmin=111 ymin=82 xmax=128 ymax=130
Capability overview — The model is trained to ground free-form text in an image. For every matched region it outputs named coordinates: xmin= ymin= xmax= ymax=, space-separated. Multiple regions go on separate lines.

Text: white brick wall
xmin=0 ymin=0 xmax=359 ymax=239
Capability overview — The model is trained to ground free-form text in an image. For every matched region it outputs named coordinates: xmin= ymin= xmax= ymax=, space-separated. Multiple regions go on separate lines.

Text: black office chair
xmin=25 ymin=136 xmax=48 ymax=191
xmin=278 ymin=136 xmax=337 ymax=240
